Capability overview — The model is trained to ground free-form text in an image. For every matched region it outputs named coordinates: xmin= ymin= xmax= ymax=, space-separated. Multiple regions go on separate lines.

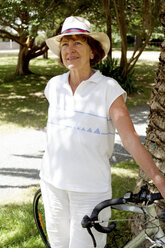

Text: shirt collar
xmin=88 ymin=70 xmax=102 ymax=83
xmin=64 ymin=70 xmax=102 ymax=86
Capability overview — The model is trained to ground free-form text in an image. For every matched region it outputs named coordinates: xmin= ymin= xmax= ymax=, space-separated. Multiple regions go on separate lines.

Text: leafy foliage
xmin=0 ymin=0 xmax=100 ymax=74
xmin=94 ymin=57 xmax=136 ymax=94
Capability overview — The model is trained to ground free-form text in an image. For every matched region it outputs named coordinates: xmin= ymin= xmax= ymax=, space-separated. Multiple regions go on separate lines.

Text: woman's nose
xmin=67 ymin=41 xmax=75 ymax=51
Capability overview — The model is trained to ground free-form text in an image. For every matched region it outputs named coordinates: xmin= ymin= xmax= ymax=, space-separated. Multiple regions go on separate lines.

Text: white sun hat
xmin=46 ymin=16 xmax=110 ymax=57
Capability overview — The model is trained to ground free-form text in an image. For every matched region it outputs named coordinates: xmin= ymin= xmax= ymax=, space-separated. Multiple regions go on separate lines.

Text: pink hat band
xmin=62 ymin=28 xmax=90 ymax=34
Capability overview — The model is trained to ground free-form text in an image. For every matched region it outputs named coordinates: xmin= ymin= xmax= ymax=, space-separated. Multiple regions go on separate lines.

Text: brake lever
xmin=81 ymin=215 xmax=97 ymax=247
xmin=87 ymin=227 xmax=97 ymax=247
xmin=124 ymin=185 xmax=150 ymax=204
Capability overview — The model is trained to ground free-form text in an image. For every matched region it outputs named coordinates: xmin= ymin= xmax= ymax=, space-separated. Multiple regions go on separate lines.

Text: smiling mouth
xmin=67 ymin=57 xmax=79 ymax=61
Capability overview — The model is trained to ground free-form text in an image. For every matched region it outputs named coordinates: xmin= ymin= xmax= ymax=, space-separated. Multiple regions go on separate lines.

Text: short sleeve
xmin=44 ymin=76 xmax=59 ymax=102
xmin=44 ymin=73 xmax=68 ymax=102
xmin=106 ymin=77 xmax=127 ymax=111
xmin=44 ymin=81 xmax=49 ymax=101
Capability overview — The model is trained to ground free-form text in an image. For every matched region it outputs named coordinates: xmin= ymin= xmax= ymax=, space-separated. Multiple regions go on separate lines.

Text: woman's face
xmin=60 ymin=35 xmax=93 ymax=71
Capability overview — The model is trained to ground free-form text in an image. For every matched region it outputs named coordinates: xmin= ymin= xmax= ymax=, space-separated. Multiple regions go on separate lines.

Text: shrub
xmin=94 ymin=57 xmax=136 ymax=94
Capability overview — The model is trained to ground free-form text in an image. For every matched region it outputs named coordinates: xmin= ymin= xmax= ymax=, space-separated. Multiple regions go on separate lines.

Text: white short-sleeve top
xmin=40 ymin=70 xmax=126 ymax=193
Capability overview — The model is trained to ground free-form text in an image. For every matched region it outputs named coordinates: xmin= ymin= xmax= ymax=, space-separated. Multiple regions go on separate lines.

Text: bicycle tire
xmin=33 ymin=188 xmax=51 ymax=248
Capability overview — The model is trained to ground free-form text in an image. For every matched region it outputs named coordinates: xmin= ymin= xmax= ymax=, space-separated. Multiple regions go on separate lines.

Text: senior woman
xmin=40 ymin=16 xmax=165 ymax=248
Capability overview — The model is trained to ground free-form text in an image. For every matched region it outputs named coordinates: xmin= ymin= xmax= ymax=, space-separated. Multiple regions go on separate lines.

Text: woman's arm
xmin=109 ymin=95 xmax=165 ymax=199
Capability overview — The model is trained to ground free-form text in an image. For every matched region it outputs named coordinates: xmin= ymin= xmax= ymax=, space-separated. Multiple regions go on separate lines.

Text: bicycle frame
xmin=112 ymin=203 xmax=165 ymax=248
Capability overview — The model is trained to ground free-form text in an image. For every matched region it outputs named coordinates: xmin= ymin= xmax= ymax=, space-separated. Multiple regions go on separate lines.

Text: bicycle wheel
xmin=33 ymin=188 xmax=51 ymax=248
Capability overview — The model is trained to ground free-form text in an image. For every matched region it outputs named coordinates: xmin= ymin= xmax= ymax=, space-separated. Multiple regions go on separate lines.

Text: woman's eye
xmin=75 ymin=41 xmax=81 ymax=45
xmin=61 ymin=43 xmax=68 ymax=47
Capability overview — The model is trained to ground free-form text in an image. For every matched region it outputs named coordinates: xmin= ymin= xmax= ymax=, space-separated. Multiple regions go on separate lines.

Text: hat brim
xmin=46 ymin=32 xmax=110 ymax=58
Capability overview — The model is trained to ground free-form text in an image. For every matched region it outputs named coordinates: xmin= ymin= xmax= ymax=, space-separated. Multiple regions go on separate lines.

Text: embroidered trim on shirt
xmin=47 ymin=122 xmax=115 ymax=136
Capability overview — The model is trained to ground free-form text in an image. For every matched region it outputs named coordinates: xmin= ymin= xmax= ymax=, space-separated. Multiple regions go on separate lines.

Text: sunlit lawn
xmin=127 ymin=60 xmax=158 ymax=108
xmin=0 ymin=187 xmax=45 ymax=248
xmin=0 ymin=55 xmax=67 ymax=130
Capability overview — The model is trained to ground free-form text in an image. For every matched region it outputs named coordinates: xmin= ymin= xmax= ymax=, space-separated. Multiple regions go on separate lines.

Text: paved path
xmin=0 ymin=49 xmax=160 ymax=62
xmin=0 ymin=128 xmax=45 ymax=188
xmin=110 ymin=104 xmax=149 ymax=165
xmin=0 ymin=105 xmax=150 ymax=189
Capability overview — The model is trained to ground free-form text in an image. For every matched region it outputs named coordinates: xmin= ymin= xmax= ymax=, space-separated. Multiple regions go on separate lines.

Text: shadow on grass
xmin=0 ymin=203 xmax=45 ymax=248
xmin=0 ymin=81 xmax=48 ymax=128
xmin=127 ymin=61 xmax=158 ymax=108
xmin=0 ymin=56 xmax=68 ymax=129
xmin=0 ymin=59 xmax=67 ymax=128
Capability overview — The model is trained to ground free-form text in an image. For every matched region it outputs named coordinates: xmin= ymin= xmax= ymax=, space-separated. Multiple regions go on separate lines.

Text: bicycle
xmin=82 ymin=185 xmax=165 ymax=248
xmin=33 ymin=185 xmax=165 ymax=248
xmin=33 ymin=188 xmax=51 ymax=248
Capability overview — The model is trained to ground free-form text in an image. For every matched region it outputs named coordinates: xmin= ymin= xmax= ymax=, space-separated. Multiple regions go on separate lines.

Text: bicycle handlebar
xmin=88 ymin=198 xmax=125 ymax=233
xmin=81 ymin=185 xmax=163 ymax=246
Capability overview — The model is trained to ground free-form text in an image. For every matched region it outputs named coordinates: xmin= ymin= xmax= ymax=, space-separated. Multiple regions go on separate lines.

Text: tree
xmin=103 ymin=0 xmax=161 ymax=78
xmin=126 ymin=0 xmax=161 ymax=75
xmin=0 ymin=0 xmax=93 ymax=75
xmin=103 ymin=0 xmax=112 ymax=58
xmin=0 ymin=0 xmax=63 ymax=75
xmin=131 ymin=0 xmax=165 ymax=240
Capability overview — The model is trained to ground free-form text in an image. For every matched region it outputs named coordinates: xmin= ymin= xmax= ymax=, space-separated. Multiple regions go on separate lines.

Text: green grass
xmin=127 ymin=60 xmax=158 ymax=108
xmin=106 ymin=161 xmax=139 ymax=247
xmin=0 ymin=187 xmax=45 ymax=248
xmin=0 ymin=204 xmax=45 ymax=248
xmin=0 ymin=55 xmax=67 ymax=130
xmin=0 ymin=205 xmax=39 ymax=248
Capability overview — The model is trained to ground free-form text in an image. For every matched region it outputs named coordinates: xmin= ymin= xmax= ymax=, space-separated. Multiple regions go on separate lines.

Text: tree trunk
xmin=130 ymin=1 xmax=165 ymax=245
xmin=43 ymin=50 xmax=48 ymax=59
xmin=137 ymin=0 xmax=165 ymax=199
xmin=103 ymin=0 xmax=112 ymax=59
xmin=16 ymin=45 xmax=32 ymax=75
xmin=112 ymin=0 xmax=128 ymax=77
xmin=136 ymin=38 xmax=165 ymax=209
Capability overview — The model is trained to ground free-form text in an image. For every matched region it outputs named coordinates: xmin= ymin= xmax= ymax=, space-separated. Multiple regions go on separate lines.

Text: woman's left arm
xmin=109 ymin=95 xmax=165 ymax=199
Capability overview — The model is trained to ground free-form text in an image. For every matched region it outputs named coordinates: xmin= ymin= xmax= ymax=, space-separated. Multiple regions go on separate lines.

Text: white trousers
xmin=40 ymin=180 xmax=111 ymax=248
